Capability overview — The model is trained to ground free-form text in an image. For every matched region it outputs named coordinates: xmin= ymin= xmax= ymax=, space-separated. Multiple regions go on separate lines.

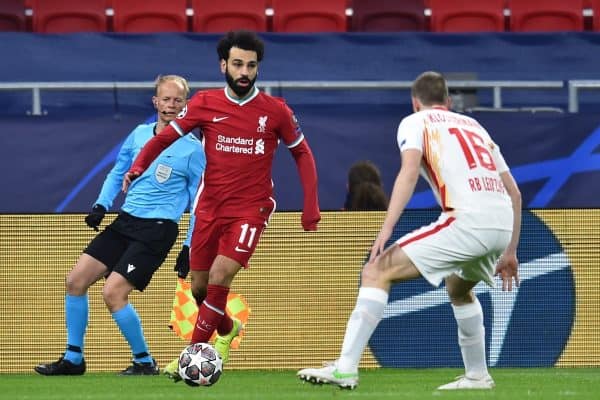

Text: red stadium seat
xmin=0 ymin=0 xmax=26 ymax=31
xmin=192 ymin=0 xmax=267 ymax=32
xmin=587 ymin=0 xmax=600 ymax=30
xmin=31 ymin=0 xmax=107 ymax=33
xmin=112 ymin=0 xmax=188 ymax=33
xmin=272 ymin=0 xmax=346 ymax=32
xmin=351 ymin=0 xmax=426 ymax=32
xmin=509 ymin=0 xmax=584 ymax=32
xmin=429 ymin=0 xmax=505 ymax=32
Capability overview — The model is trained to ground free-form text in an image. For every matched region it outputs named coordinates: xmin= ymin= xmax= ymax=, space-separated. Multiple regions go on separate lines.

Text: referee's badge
xmin=155 ymin=163 xmax=172 ymax=183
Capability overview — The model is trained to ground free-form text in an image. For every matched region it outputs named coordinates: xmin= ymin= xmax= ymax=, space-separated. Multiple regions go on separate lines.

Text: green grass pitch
xmin=1 ymin=368 xmax=598 ymax=400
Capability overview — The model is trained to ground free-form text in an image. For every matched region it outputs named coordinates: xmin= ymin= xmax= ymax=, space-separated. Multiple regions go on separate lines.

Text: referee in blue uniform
xmin=35 ymin=75 xmax=205 ymax=376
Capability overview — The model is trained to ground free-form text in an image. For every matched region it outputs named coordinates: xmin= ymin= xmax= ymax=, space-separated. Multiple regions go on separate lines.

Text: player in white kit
xmin=298 ymin=71 xmax=521 ymax=390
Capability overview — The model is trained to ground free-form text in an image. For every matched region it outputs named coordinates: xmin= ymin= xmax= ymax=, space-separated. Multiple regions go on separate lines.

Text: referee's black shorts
xmin=84 ymin=212 xmax=178 ymax=291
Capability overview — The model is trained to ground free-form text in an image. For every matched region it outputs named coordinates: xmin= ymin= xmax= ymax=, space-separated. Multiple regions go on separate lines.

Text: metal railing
xmin=0 ymin=79 xmax=576 ymax=116
xmin=568 ymin=80 xmax=600 ymax=113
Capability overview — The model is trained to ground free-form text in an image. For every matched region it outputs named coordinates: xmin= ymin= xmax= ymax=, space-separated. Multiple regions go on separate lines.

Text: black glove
xmin=84 ymin=204 xmax=106 ymax=232
xmin=174 ymin=245 xmax=190 ymax=279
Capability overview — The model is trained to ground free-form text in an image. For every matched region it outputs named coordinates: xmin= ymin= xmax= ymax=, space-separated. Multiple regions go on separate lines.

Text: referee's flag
xmin=168 ymin=278 xmax=250 ymax=349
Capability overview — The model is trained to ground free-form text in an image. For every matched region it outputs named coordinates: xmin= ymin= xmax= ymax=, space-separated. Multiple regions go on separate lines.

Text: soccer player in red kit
xmin=122 ymin=30 xmax=320 ymax=377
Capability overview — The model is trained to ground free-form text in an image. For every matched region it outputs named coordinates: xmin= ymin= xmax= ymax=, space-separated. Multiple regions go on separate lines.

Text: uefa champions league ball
xmin=178 ymin=342 xmax=223 ymax=386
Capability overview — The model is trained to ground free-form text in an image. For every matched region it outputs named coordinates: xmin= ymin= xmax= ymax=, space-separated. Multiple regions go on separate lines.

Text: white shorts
xmin=397 ymin=212 xmax=512 ymax=287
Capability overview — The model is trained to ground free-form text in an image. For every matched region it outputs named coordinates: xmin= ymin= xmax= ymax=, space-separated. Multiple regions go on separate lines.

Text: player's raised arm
xmin=122 ymin=123 xmax=181 ymax=192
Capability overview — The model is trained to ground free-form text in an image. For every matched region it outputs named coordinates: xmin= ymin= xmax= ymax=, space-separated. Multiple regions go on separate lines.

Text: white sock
xmin=336 ymin=287 xmax=388 ymax=374
xmin=451 ymin=298 xmax=488 ymax=379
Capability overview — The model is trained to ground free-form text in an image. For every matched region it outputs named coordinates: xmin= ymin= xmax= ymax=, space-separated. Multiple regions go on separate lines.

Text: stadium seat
xmin=588 ymin=0 xmax=600 ymax=30
xmin=272 ymin=0 xmax=346 ymax=32
xmin=429 ymin=0 xmax=505 ymax=32
xmin=192 ymin=0 xmax=267 ymax=32
xmin=112 ymin=0 xmax=188 ymax=33
xmin=351 ymin=0 xmax=426 ymax=32
xmin=0 ymin=0 xmax=26 ymax=31
xmin=509 ymin=0 xmax=585 ymax=32
xmin=31 ymin=0 xmax=107 ymax=33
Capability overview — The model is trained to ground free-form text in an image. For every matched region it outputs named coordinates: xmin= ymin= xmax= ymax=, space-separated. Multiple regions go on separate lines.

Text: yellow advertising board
xmin=0 ymin=210 xmax=597 ymax=372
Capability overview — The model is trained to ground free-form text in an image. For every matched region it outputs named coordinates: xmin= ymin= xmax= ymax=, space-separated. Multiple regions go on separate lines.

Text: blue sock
xmin=64 ymin=294 xmax=88 ymax=365
xmin=112 ymin=303 xmax=153 ymax=364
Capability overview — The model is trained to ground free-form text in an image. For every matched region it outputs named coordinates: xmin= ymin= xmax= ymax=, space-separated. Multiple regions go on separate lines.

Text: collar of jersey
xmin=223 ymin=86 xmax=259 ymax=106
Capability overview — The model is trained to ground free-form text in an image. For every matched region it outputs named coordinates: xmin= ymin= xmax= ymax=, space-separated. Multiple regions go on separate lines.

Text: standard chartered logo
xmin=216 ymin=134 xmax=263 ymax=155
xmin=255 ymin=139 xmax=265 ymax=155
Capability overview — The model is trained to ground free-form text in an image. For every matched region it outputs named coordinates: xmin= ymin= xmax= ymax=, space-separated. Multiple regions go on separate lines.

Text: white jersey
xmin=397 ymin=107 xmax=513 ymax=228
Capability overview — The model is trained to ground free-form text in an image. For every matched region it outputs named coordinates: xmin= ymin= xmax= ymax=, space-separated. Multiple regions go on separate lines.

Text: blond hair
xmin=154 ymin=74 xmax=190 ymax=98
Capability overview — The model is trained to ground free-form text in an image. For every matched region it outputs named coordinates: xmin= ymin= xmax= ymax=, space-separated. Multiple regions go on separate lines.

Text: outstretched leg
xmin=298 ymin=245 xmax=420 ymax=389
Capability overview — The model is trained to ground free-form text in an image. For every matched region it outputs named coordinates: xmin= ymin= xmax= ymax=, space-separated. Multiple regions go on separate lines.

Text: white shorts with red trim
xmin=397 ymin=212 xmax=512 ymax=288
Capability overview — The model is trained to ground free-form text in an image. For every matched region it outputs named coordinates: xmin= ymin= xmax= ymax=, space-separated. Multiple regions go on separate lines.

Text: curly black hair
xmin=217 ymin=30 xmax=264 ymax=62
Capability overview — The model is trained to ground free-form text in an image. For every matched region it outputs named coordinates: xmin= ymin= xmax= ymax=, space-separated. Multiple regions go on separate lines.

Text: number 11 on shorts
xmin=239 ymin=223 xmax=257 ymax=248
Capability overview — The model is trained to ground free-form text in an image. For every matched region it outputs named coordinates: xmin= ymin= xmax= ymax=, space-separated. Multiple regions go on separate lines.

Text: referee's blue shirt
xmin=94 ymin=122 xmax=205 ymax=245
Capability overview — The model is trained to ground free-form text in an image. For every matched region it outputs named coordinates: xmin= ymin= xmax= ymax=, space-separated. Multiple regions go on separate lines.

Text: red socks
xmin=191 ymin=284 xmax=233 ymax=343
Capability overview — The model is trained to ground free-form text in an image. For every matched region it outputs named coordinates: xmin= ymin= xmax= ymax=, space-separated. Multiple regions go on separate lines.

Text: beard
xmin=225 ymin=69 xmax=256 ymax=98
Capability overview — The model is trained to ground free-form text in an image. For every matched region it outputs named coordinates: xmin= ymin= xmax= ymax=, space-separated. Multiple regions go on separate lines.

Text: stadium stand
xmin=192 ymin=0 xmax=267 ymax=32
xmin=351 ymin=0 xmax=426 ymax=32
xmin=509 ymin=0 xmax=585 ymax=32
xmin=11 ymin=0 xmax=596 ymax=33
xmin=589 ymin=0 xmax=600 ymax=31
xmin=429 ymin=0 xmax=505 ymax=32
xmin=112 ymin=0 xmax=188 ymax=33
xmin=271 ymin=0 xmax=347 ymax=32
xmin=0 ymin=0 xmax=25 ymax=31
xmin=31 ymin=0 xmax=107 ymax=33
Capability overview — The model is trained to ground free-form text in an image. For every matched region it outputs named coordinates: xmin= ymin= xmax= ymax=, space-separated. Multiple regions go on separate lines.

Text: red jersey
xmin=130 ymin=86 xmax=320 ymax=228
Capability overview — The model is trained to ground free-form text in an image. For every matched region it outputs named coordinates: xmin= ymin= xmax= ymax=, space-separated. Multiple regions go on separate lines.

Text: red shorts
xmin=190 ymin=211 xmax=269 ymax=271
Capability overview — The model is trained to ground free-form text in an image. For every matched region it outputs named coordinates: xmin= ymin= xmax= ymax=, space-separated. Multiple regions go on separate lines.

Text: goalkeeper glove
xmin=84 ymin=204 xmax=106 ymax=232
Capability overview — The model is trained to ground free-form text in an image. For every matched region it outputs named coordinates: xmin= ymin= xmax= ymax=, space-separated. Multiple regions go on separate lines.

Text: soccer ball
xmin=178 ymin=342 xmax=223 ymax=386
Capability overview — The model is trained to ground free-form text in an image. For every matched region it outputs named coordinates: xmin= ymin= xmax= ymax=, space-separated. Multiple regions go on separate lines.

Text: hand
xmin=84 ymin=204 xmax=106 ymax=232
xmin=495 ymin=251 xmax=520 ymax=291
xmin=369 ymin=226 xmax=393 ymax=263
xmin=122 ymin=171 xmax=140 ymax=193
xmin=301 ymin=212 xmax=320 ymax=231
xmin=174 ymin=245 xmax=190 ymax=279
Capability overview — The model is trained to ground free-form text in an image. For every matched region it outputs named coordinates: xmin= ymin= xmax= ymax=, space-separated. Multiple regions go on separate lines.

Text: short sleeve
xmin=491 ymin=141 xmax=509 ymax=173
xmin=397 ymin=115 xmax=424 ymax=153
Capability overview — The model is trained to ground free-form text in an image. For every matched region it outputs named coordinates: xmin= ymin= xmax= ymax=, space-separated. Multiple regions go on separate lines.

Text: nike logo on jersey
xmin=212 ymin=116 xmax=229 ymax=122
xmin=235 ymin=246 xmax=249 ymax=253
xmin=127 ymin=264 xmax=136 ymax=273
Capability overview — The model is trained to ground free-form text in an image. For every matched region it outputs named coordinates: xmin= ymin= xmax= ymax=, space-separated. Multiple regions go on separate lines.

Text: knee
xmin=360 ymin=263 xmax=380 ymax=287
xmin=65 ymin=271 xmax=88 ymax=295
xmin=102 ymin=284 xmax=126 ymax=312
xmin=208 ymin=268 xmax=232 ymax=287
xmin=448 ymin=289 xmax=475 ymax=306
